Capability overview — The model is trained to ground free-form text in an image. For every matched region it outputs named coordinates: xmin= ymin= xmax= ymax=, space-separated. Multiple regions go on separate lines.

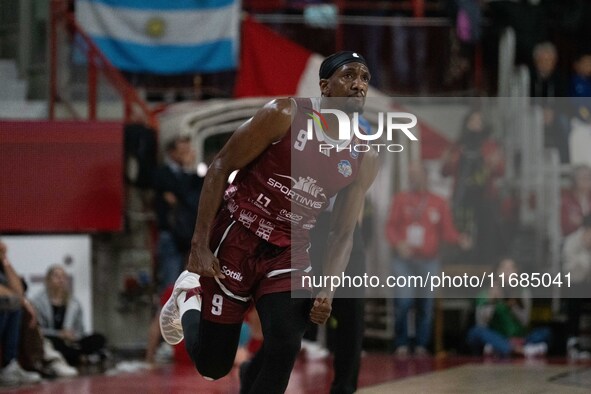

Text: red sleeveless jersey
xmin=224 ymin=98 xmax=365 ymax=247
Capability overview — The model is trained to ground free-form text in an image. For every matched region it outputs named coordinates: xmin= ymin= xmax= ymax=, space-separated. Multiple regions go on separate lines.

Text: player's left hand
xmin=309 ymin=292 xmax=332 ymax=325
xmin=458 ymin=233 xmax=473 ymax=250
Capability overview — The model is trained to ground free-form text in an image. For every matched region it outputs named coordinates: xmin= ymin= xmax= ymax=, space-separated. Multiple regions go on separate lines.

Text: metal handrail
xmin=251 ymin=14 xmax=452 ymax=27
xmin=48 ymin=0 xmax=159 ymax=130
xmin=244 ymin=0 xmax=437 ymax=15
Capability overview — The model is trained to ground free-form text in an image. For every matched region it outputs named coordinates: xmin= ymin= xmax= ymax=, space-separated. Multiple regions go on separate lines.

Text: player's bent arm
xmin=191 ymin=98 xmax=293 ymax=249
xmin=322 ymin=149 xmax=379 ymax=297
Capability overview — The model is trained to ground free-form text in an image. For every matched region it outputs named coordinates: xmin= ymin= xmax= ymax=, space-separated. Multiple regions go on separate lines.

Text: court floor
xmin=1 ymin=354 xmax=590 ymax=393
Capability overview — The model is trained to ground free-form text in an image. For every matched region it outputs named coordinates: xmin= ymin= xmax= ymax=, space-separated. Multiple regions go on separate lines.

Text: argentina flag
xmin=76 ymin=0 xmax=240 ymax=74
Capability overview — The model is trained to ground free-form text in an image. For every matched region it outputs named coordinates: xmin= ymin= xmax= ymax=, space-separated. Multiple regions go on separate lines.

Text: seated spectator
xmin=485 ymin=0 xmax=548 ymax=65
xmin=530 ymin=42 xmax=567 ymax=99
xmin=389 ymin=0 xmax=428 ymax=92
xmin=569 ymin=52 xmax=591 ymax=98
xmin=0 ymin=240 xmax=42 ymax=386
xmin=31 ymin=265 xmax=106 ymax=367
xmin=529 ymin=42 xmax=570 ymax=162
xmin=18 ymin=279 xmax=77 ymax=379
xmin=441 ymin=108 xmax=506 ymax=265
xmin=467 ymin=257 xmax=551 ymax=358
xmin=560 ymin=165 xmax=591 ymax=237
xmin=563 ymin=214 xmax=591 ymax=360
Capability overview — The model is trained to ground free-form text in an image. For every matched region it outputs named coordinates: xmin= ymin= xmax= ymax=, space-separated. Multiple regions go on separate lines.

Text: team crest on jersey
xmin=337 ymin=160 xmax=352 ymax=177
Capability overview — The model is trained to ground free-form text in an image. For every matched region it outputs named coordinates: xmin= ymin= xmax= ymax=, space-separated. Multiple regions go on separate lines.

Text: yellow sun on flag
xmin=145 ymin=17 xmax=166 ymax=38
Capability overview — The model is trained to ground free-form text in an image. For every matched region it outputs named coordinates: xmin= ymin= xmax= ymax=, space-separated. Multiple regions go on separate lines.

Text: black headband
xmin=319 ymin=51 xmax=368 ymax=80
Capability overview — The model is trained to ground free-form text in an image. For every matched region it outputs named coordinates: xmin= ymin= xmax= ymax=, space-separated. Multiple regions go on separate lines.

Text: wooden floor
xmin=1 ymin=355 xmax=590 ymax=393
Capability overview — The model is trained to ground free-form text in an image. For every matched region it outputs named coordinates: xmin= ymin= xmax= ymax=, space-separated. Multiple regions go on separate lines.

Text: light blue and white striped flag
xmin=76 ymin=0 xmax=240 ymax=74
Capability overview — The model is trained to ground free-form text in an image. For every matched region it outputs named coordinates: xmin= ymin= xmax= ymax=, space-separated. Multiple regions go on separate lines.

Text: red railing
xmin=49 ymin=0 xmax=159 ymax=130
xmin=244 ymin=1 xmax=484 ymax=93
xmin=243 ymin=1 xmax=431 ymax=15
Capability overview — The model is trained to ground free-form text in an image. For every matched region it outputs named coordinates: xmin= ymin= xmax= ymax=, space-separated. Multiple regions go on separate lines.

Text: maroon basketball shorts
xmin=200 ymin=208 xmax=312 ymax=324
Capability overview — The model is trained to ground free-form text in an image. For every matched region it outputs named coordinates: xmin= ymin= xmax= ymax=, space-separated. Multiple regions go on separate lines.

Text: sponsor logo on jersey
xmin=267 ymin=174 xmax=326 ymax=209
xmin=338 ymin=160 xmax=353 ymax=177
xmin=279 ymin=209 xmax=303 ymax=223
xmin=251 ymin=193 xmax=271 ymax=215
xmin=227 ymin=199 xmax=239 ymax=214
xmin=224 ymin=185 xmax=237 ymax=200
xmin=221 ymin=266 xmax=243 ymax=282
xmin=238 ymin=209 xmax=257 ymax=228
xmin=256 ymin=219 xmax=275 ymax=241
xmin=256 ymin=193 xmax=271 ymax=207
xmin=276 ymin=174 xmax=324 ymax=198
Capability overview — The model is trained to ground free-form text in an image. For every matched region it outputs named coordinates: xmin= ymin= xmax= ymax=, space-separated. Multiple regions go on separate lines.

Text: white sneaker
xmin=566 ymin=337 xmax=591 ymax=360
xmin=523 ymin=343 xmax=547 ymax=358
xmin=395 ymin=345 xmax=409 ymax=358
xmin=415 ymin=346 xmax=429 ymax=357
xmin=0 ymin=363 xmax=19 ymax=387
xmin=50 ymin=359 xmax=78 ymax=378
xmin=567 ymin=337 xmax=579 ymax=360
xmin=0 ymin=360 xmax=42 ymax=386
xmin=159 ymin=270 xmax=201 ymax=345
xmin=301 ymin=340 xmax=329 ymax=360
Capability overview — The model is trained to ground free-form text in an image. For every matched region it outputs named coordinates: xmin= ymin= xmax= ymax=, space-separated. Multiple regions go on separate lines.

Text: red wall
xmin=0 ymin=121 xmax=124 ymax=233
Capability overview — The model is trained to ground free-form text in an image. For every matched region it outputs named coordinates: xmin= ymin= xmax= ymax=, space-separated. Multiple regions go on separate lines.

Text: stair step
xmin=0 ymin=100 xmax=47 ymax=119
xmin=0 ymin=80 xmax=27 ymax=101
xmin=0 ymin=59 xmax=19 ymax=80
xmin=0 ymin=59 xmax=27 ymax=101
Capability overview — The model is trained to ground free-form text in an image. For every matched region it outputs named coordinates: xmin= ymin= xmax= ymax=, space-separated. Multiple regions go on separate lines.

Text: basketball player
xmin=160 ymin=51 xmax=379 ymax=393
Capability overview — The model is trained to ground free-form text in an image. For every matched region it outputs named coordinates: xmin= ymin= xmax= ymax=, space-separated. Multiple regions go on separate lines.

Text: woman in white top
xmin=31 ymin=265 xmax=106 ymax=366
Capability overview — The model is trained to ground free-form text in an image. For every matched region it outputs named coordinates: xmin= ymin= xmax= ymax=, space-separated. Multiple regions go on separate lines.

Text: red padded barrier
xmin=0 ymin=121 xmax=124 ymax=233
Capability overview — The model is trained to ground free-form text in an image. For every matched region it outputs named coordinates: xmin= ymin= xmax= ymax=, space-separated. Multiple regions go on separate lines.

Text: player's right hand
xmin=310 ymin=292 xmax=332 ymax=325
xmin=187 ymin=246 xmax=225 ymax=279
